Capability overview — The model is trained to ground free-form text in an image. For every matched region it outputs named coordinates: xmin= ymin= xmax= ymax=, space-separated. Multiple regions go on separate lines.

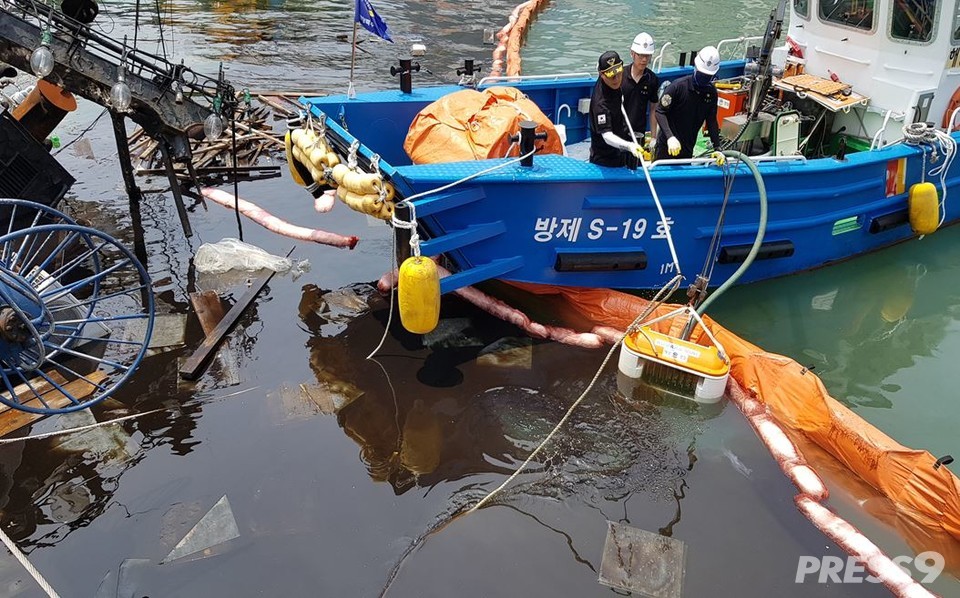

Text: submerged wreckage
xmin=0 ymin=0 xmax=246 ymax=418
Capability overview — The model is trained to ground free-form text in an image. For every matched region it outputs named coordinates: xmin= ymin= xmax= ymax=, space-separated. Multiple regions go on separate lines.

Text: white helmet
xmin=631 ymin=32 xmax=655 ymax=56
xmin=694 ymin=45 xmax=720 ymax=76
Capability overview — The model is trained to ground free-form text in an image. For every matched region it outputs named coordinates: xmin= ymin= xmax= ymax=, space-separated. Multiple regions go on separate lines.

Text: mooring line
xmin=468 ymin=274 xmax=680 ymax=513
xmin=0 ymin=525 xmax=61 ymax=598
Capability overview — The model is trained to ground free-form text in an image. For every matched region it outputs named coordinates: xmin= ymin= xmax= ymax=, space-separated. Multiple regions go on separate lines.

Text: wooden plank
xmin=0 ymin=370 xmax=108 ymax=438
xmin=179 ymin=249 xmax=294 ymax=381
xmin=189 ymin=290 xmax=226 ymax=336
xmin=187 ymin=290 xmax=241 ymax=385
xmin=256 ymin=94 xmax=294 ymax=116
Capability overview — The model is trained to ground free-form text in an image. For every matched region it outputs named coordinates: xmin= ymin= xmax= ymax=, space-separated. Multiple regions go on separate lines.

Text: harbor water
xmin=0 ymin=0 xmax=956 ymax=596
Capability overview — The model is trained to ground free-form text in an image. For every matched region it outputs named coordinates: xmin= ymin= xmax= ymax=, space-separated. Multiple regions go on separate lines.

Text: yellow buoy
xmin=908 ymin=182 xmax=939 ymax=235
xmin=284 ymin=131 xmax=316 ymax=188
xmin=398 ymin=256 xmax=440 ymax=334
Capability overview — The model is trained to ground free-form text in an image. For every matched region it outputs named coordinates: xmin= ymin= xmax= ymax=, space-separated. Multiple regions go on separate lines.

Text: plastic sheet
xmin=194 ymin=238 xmax=309 ymax=278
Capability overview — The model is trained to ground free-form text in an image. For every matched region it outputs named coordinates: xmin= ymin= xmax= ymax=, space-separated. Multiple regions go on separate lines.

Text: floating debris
xmin=126 ymin=92 xmax=295 ymax=183
xmin=116 ymin=559 xmax=151 ymax=598
xmin=162 ymin=495 xmax=240 ymax=564
xmin=598 ymin=521 xmax=686 ymax=597
xmin=122 ymin=313 xmax=187 ymax=354
xmin=266 ymin=382 xmax=359 ymax=423
xmin=477 ymin=337 xmax=533 ymax=369
xmin=422 ymin=317 xmax=484 ymax=349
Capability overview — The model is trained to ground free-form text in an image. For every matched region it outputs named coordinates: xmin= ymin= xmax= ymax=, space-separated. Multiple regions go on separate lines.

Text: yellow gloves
xmin=710 ymin=151 xmax=725 ymax=166
xmin=630 ymin=143 xmax=651 ymax=163
xmin=667 ymin=136 xmax=681 ymax=156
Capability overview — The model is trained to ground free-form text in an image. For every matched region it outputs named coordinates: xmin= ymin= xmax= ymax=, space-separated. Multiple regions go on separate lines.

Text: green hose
xmin=695 ymin=149 xmax=768 ymax=315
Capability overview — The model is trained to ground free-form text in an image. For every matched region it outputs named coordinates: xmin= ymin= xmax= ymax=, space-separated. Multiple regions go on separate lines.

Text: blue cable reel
xmin=0 ymin=199 xmax=154 ymax=414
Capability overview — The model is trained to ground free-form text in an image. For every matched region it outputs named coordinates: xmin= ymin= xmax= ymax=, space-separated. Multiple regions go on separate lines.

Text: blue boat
xmin=299 ymin=0 xmax=960 ymax=294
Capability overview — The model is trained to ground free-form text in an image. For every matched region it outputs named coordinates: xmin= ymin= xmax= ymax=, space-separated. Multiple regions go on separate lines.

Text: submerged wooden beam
xmin=179 ymin=249 xmax=293 ymax=381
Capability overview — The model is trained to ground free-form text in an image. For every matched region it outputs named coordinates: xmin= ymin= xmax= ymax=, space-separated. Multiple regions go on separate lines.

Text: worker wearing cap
xmin=654 ymin=46 xmax=725 ymax=163
xmin=622 ymin=32 xmax=659 ymax=144
xmin=589 ymin=50 xmax=644 ymax=167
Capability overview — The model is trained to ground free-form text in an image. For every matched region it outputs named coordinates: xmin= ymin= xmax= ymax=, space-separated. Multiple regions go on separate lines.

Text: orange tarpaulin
xmin=403 ymin=86 xmax=563 ymax=164
xmin=507 ymin=282 xmax=960 ymax=548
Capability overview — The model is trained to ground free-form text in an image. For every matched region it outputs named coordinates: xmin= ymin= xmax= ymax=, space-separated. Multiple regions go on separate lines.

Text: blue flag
xmin=355 ymin=0 xmax=393 ymax=42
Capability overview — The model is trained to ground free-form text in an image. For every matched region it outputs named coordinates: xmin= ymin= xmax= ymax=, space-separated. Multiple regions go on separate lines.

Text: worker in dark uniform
xmin=654 ymin=45 xmax=725 ymax=164
xmin=622 ymin=32 xmax=659 ymax=143
xmin=589 ymin=50 xmax=644 ymax=167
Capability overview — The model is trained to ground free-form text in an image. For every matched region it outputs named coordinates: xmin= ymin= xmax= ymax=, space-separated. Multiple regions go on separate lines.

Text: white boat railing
xmin=478 ymin=72 xmax=594 ymax=87
xmin=716 ymin=36 xmax=763 ymax=60
xmin=652 ymin=42 xmax=672 ymax=73
xmin=647 ymin=154 xmax=806 ymax=168
xmin=870 ymin=109 xmax=905 ymax=150
xmin=652 ymin=37 xmax=758 ymax=73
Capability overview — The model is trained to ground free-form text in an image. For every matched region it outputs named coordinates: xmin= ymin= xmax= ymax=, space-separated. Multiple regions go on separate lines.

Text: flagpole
xmin=348 ymin=18 xmax=358 ymax=98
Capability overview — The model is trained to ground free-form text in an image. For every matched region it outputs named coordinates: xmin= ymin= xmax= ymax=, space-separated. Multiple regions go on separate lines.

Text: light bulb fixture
xmin=204 ymin=95 xmax=223 ymax=140
xmin=110 ymin=36 xmax=132 ymax=112
xmin=172 ymin=81 xmax=184 ymax=104
xmin=30 ymin=29 xmax=54 ymax=78
xmin=110 ymin=78 xmax=132 ymax=112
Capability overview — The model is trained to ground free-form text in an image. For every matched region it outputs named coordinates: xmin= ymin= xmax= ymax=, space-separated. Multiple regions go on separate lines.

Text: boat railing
xmin=870 ymin=109 xmax=905 ymax=150
xmin=652 ymin=42 xmax=672 ymax=73
xmin=648 ymin=154 xmax=806 ymax=168
xmin=477 ymin=72 xmax=594 ymax=87
xmin=652 ymin=37 xmax=759 ymax=72
xmin=716 ymin=36 xmax=764 ymax=60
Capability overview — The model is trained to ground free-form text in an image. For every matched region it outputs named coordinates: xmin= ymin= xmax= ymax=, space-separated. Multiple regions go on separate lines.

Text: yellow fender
xmin=331 ymin=163 xmax=383 ymax=195
xmin=335 ymin=185 xmax=395 ymax=220
xmin=285 ymin=131 xmax=315 ymax=188
xmin=908 ymin=182 xmax=939 ymax=235
xmin=292 ymin=145 xmax=324 ymax=185
xmin=398 ymin=256 xmax=440 ymax=334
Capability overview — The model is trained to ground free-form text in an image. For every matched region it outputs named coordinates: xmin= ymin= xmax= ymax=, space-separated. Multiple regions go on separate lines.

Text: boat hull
xmin=302 ymin=70 xmax=960 ymax=292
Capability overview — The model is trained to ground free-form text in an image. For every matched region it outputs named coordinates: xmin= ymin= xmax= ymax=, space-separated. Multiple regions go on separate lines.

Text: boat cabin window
xmin=819 ymin=0 xmax=875 ymax=30
xmin=891 ymin=0 xmax=938 ymax=41
xmin=794 ymin=0 xmax=810 ymax=19
xmin=952 ymin=1 xmax=960 ymax=43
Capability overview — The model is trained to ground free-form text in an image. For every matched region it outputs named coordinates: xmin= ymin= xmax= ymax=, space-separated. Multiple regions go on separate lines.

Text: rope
xmin=366 ymin=148 xmax=537 ymax=360
xmin=0 ymin=407 xmax=165 ymax=445
xmin=468 ymin=273 xmax=682 ymax=513
xmin=620 ymin=103 xmax=683 ymax=277
xmin=902 ymin=122 xmax=957 ymax=227
xmin=0 ymin=526 xmax=60 ymax=597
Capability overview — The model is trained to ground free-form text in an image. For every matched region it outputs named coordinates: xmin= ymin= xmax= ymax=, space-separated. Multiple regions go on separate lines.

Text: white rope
xmin=0 ymin=407 xmax=166 ymax=445
xmin=367 ymin=148 xmax=537 ymax=360
xmin=468 ymin=273 xmax=683 ymax=513
xmin=902 ymin=122 xmax=957 ymax=227
xmin=620 ymin=102 xmax=683 ymax=277
xmin=0 ymin=526 xmax=60 ymax=597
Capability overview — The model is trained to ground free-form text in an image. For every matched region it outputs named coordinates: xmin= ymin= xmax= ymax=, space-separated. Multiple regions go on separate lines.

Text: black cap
xmin=598 ymin=51 xmax=622 ymax=72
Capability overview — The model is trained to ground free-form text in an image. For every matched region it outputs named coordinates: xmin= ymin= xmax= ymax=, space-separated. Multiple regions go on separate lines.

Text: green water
xmin=3 ymin=0 xmax=956 ymax=594
xmin=521 ymin=0 xmax=772 ymax=74
xmin=711 ymin=227 xmax=960 ymax=453
xmin=521 ymin=0 xmax=960 ymax=587
xmin=522 ymin=0 xmax=960 ymax=457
